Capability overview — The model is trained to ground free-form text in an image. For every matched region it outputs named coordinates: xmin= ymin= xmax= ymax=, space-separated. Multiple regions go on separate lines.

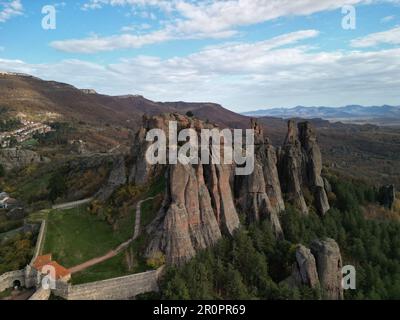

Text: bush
xmin=146 ymin=251 xmax=166 ymax=269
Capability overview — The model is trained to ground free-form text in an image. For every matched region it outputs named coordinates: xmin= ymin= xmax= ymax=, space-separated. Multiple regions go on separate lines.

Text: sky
xmin=0 ymin=0 xmax=399 ymax=112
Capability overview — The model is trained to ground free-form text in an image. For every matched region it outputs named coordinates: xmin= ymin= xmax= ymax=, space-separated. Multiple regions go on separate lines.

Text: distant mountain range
xmin=242 ymin=105 xmax=400 ymax=125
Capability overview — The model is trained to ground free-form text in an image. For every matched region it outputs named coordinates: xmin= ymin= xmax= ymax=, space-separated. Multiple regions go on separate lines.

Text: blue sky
xmin=0 ymin=0 xmax=400 ymax=112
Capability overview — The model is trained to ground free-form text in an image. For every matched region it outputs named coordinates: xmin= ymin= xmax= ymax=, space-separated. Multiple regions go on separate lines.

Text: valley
xmin=0 ymin=74 xmax=399 ymax=301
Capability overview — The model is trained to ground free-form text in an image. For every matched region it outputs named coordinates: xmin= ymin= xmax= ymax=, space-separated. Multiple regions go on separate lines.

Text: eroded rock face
xmin=235 ymin=120 xmax=284 ymax=238
xmin=137 ymin=114 xmax=240 ymax=264
xmin=130 ymin=115 xmax=331 ymax=265
xmin=146 ymin=163 xmax=223 ymax=265
xmin=278 ymin=121 xmax=330 ymax=216
xmin=288 ymin=245 xmax=320 ymax=289
xmin=0 ymin=148 xmax=49 ymax=170
xmin=298 ymin=122 xmax=330 ymax=215
xmin=311 ymin=238 xmax=344 ymax=300
xmin=279 ymin=121 xmax=309 ymax=215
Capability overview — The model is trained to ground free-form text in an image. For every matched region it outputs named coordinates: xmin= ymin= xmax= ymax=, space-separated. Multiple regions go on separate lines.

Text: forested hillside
xmin=160 ymin=175 xmax=400 ymax=300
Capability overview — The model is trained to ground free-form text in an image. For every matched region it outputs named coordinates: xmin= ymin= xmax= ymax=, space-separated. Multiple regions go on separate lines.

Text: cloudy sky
xmin=0 ymin=0 xmax=399 ymax=112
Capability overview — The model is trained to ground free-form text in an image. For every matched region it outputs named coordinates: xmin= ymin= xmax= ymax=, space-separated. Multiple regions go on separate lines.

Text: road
xmin=68 ymin=197 xmax=155 ymax=274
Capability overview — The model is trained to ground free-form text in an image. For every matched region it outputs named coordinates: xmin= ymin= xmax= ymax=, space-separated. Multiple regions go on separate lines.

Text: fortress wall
xmin=53 ymin=267 xmax=163 ymax=300
xmin=29 ymin=287 xmax=50 ymax=300
xmin=0 ymin=270 xmax=25 ymax=292
xmin=30 ymin=220 xmax=47 ymax=264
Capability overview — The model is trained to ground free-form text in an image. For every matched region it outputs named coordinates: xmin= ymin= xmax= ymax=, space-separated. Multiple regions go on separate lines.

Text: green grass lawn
xmin=42 ymin=206 xmax=135 ymax=268
xmin=70 ymin=200 xmax=159 ymax=285
xmin=21 ymin=138 xmax=39 ymax=148
xmin=0 ymin=288 xmax=13 ymax=299
xmin=42 ymin=175 xmax=165 ymax=284
xmin=70 ymin=245 xmax=151 ymax=285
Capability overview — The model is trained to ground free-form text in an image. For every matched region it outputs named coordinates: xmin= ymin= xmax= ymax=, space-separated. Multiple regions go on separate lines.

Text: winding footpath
xmin=68 ymin=197 xmax=155 ymax=274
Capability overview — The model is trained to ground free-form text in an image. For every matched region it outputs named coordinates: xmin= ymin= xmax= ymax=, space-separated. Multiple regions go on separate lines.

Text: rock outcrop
xmin=278 ymin=121 xmax=309 ymax=215
xmin=278 ymin=121 xmax=330 ymax=216
xmin=287 ymin=245 xmax=320 ymax=289
xmin=310 ymin=238 xmax=343 ymax=300
xmin=235 ymin=120 xmax=284 ymax=238
xmin=131 ymin=114 xmax=240 ymax=264
xmin=298 ymin=122 xmax=330 ymax=215
xmin=286 ymin=239 xmax=343 ymax=300
xmin=128 ymin=114 xmax=331 ymax=265
xmin=0 ymin=148 xmax=49 ymax=170
xmin=146 ymin=163 xmax=224 ymax=265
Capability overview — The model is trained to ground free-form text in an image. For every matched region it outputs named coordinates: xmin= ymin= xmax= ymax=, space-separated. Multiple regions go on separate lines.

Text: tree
xmin=8 ymin=137 xmax=17 ymax=148
xmin=0 ymin=163 xmax=5 ymax=177
xmin=186 ymin=111 xmax=194 ymax=118
xmin=48 ymin=172 xmax=67 ymax=203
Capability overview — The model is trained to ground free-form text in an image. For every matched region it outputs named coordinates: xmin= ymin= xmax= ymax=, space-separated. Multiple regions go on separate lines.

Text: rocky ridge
xmin=127 ymin=114 xmax=332 ymax=265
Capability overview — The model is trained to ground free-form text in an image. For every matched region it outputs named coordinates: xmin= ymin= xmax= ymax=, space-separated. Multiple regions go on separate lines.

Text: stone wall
xmin=29 ymin=287 xmax=50 ymax=300
xmin=30 ymin=220 xmax=47 ymax=264
xmin=54 ymin=267 xmax=163 ymax=300
xmin=0 ymin=270 xmax=25 ymax=292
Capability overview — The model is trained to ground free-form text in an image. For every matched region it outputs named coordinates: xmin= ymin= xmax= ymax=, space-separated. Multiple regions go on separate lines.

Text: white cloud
xmin=381 ymin=15 xmax=395 ymax=23
xmin=0 ymin=0 xmax=23 ymax=23
xmin=351 ymin=26 xmax=400 ymax=47
xmin=54 ymin=0 xmax=367 ymax=53
xmin=4 ymin=30 xmax=400 ymax=109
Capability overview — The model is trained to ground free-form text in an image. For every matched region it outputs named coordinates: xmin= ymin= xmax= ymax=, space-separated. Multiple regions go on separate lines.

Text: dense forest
xmin=0 ymin=232 xmax=36 ymax=274
xmin=159 ymin=175 xmax=400 ymax=300
xmin=0 ymin=118 xmax=22 ymax=132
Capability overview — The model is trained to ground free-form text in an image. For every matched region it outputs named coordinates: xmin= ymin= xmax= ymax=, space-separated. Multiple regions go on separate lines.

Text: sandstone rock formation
xmin=310 ymin=238 xmax=343 ymax=300
xmin=130 ymin=114 xmax=240 ymax=264
xmin=278 ymin=121 xmax=309 ymax=215
xmin=146 ymin=163 xmax=225 ymax=265
xmin=278 ymin=121 xmax=330 ymax=216
xmin=235 ymin=120 xmax=284 ymax=238
xmin=298 ymin=122 xmax=330 ymax=215
xmin=287 ymin=245 xmax=320 ymax=289
xmin=127 ymin=114 xmax=331 ymax=265
xmin=285 ymin=239 xmax=343 ymax=300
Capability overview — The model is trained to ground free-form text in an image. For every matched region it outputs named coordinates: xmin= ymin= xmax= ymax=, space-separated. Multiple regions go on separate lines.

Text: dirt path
xmin=68 ymin=197 xmax=155 ymax=274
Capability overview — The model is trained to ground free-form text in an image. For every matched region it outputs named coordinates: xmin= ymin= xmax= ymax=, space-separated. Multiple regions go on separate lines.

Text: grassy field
xmin=70 ymin=245 xmax=151 ymax=285
xmin=0 ymin=288 xmax=13 ymax=299
xmin=42 ymin=175 xmax=165 ymax=284
xmin=42 ymin=206 xmax=135 ymax=268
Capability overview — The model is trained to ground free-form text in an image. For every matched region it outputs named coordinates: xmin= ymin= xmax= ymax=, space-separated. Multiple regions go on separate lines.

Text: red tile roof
xmin=32 ymin=254 xmax=71 ymax=280
xmin=32 ymin=254 xmax=52 ymax=270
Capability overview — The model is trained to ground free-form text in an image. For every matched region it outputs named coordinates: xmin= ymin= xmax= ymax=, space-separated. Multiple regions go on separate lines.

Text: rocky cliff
xmin=0 ymin=148 xmax=49 ymax=170
xmin=311 ymin=238 xmax=344 ymax=300
xmin=235 ymin=120 xmax=284 ymax=238
xmin=130 ymin=114 xmax=240 ymax=264
xmin=286 ymin=239 xmax=344 ymax=300
xmin=127 ymin=114 xmax=331 ymax=265
xmin=278 ymin=120 xmax=330 ymax=216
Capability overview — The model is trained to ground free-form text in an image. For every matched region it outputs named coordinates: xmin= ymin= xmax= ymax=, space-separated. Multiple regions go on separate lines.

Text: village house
xmin=0 ymin=192 xmax=18 ymax=209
